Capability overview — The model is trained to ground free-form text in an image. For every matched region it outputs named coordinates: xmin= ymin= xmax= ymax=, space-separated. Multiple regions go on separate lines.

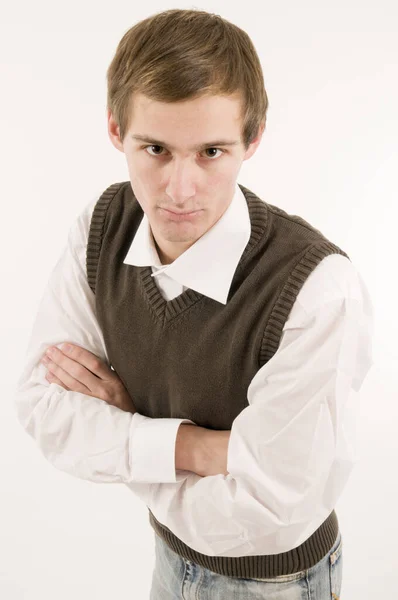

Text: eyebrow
xmin=130 ymin=134 xmax=240 ymax=152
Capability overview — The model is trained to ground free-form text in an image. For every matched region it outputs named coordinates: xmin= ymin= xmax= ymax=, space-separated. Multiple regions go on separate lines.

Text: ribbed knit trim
xmin=236 ymin=184 xmax=269 ymax=260
xmin=139 ymin=268 xmax=204 ymax=323
xmin=86 ymin=181 xmax=128 ymax=295
xmin=148 ymin=508 xmax=339 ymax=579
xmin=260 ymin=240 xmax=349 ymax=364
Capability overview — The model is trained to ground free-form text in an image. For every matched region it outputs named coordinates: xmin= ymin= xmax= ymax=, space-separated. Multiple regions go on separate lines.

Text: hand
xmin=40 ymin=343 xmax=136 ymax=414
xmin=198 ymin=429 xmax=231 ymax=477
xmin=183 ymin=426 xmax=230 ymax=477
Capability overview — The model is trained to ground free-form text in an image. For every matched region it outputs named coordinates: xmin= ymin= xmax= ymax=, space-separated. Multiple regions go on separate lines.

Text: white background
xmin=1 ymin=1 xmax=397 ymax=598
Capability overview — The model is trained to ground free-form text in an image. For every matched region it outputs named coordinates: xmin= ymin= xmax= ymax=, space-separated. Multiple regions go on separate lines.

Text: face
xmin=107 ymin=92 xmax=264 ymax=264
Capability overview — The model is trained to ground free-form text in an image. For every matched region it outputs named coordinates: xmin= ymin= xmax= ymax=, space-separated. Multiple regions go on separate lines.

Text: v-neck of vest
xmin=137 ymin=185 xmax=268 ymax=323
xmin=139 ymin=266 xmax=205 ymax=322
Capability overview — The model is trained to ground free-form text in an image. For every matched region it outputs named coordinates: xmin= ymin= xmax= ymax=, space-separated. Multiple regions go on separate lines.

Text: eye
xmin=145 ymin=145 xmax=165 ymax=157
xmin=143 ymin=145 xmax=224 ymax=159
xmin=203 ymin=148 xmax=224 ymax=159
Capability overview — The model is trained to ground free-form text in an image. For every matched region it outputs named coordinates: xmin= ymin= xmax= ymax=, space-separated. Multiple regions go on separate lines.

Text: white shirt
xmin=13 ymin=182 xmax=374 ymax=556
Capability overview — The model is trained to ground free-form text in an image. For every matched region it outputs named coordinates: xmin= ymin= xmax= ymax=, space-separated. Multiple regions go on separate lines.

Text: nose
xmin=165 ymin=158 xmax=197 ymax=206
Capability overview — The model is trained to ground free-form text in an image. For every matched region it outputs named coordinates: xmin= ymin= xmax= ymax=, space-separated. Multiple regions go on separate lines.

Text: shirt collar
xmin=123 ymin=182 xmax=251 ymax=305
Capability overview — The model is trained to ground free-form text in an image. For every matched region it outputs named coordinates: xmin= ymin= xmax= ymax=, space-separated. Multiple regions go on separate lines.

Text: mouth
xmin=159 ymin=207 xmax=203 ymax=221
xmin=161 ymin=208 xmax=200 ymax=215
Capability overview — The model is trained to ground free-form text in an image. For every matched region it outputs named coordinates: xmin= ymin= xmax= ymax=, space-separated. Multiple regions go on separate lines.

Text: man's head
xmin=106 ymin=9 xmax=268 ymax=264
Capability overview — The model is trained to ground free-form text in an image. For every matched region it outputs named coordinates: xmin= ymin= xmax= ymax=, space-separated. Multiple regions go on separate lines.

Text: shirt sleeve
xmin=12 ymin=197 xmax=194 ymax=486
xmin=142 ymin=254 xmax=375 ymax=555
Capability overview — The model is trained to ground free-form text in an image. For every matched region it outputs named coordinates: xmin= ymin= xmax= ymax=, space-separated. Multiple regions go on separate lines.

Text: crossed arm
xmin=40 ymin=341 xmax=230 ymax=478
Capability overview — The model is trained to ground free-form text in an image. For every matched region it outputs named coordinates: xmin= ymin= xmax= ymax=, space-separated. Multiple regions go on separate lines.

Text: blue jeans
xmin=150 ymin=530 xmax=343 ymax=599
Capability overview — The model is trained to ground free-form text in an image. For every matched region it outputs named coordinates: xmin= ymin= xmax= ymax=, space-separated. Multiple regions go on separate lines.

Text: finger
xmin=44 ymin=347 xmax=103 ymax=392
xmin=46 ymin=361 xmax=91 ymax=395
xmin=45 ymin=371 xmax=71 ymax=391
xmin=59 ymin=343 xmax=112 ymax=381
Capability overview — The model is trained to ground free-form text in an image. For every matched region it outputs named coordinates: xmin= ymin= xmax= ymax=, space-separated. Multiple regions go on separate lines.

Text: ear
xmin=243 ymin=121 xmax=265 ymax=161
xmin=107 ymin=108 xmax=124 ymax=153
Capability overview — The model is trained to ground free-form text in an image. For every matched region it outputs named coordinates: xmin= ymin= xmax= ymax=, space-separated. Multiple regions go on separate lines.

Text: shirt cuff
xmin=129 ymin=412 xmax=196 ymax=483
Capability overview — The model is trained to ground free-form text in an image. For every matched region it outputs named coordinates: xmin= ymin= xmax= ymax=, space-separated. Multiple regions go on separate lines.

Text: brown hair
xmin=106 ymin=8 xmax=269 ymax=151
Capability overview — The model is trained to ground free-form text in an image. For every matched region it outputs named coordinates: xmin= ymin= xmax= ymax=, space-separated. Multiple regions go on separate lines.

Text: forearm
xmin=175 ymin=423 xmax=231 ymax=477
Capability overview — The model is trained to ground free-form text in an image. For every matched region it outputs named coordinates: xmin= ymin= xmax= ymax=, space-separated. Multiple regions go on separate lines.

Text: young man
xmin=14 ymin=9 xmax=373 ymax=599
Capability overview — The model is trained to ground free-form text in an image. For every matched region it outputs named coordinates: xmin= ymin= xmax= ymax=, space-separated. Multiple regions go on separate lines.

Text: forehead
xmin=131 ymin=91 xmax=243 ymax=121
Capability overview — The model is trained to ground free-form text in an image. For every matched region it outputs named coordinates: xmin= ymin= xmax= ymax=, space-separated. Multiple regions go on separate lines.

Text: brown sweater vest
xmin=86 ymin=181 xmax=349 ymax=579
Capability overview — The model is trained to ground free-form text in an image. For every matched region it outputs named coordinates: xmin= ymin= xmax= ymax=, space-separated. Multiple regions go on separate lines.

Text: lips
xmin=162 ymin=209 xmax=200 ymax=215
